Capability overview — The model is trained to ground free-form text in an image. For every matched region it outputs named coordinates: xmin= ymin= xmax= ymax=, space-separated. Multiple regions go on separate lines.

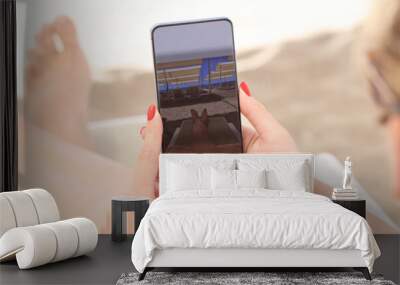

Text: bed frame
xmin=139 ymin=248 xmax=371 ymax=280
xmin=139 ymin=154 xmax=372 ymax=281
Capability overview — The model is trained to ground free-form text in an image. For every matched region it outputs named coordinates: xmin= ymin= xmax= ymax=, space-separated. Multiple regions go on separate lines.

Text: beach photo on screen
xmin=153 ymin=20 xmax=242 ymax=153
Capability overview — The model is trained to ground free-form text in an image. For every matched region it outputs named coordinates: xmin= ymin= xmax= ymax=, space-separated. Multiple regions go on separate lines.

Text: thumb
xmin=239 ymin=82 xmax=283 ymax=139
xmin=134 ymin=104 xmax=163 ymax=198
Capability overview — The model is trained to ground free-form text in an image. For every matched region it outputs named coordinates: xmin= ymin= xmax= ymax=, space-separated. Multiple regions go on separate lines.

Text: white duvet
xmin=131 ymin=190 xmax=380 ymax=273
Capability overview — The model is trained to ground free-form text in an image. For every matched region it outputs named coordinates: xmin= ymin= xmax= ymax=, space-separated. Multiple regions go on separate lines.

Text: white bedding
xmin=131 ymin=190 xmax=380 ymax=273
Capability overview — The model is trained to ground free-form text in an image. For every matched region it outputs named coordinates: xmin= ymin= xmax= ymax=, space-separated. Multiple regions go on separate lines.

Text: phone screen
xmin=152 ymin=19 xmax=243 ymax=153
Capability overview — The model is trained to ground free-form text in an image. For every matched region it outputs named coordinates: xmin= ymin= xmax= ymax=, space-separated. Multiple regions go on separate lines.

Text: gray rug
xmin=116 ymin=272 xmax=395 ymax=285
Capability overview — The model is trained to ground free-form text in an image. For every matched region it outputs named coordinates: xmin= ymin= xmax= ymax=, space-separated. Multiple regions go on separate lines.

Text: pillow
xmin=238 ymin=159 xmax=310 ymax=191
xmin=236 ymin=169 xmax=267 ymax=189
xmin=211 ymin=168 xmax=236 ymax=190
xmin=267 ymin=164 xmax=308 ymax=191
xmin=167 ymin=163 xmax=211 ymax=191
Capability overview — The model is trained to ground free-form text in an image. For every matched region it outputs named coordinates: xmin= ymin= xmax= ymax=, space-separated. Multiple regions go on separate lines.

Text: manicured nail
xmin=147 ymin=104 xmax=156 ymax=121
xmin=240 ymin=81 xmax=251 ymax=96
xmin=139 ymin=127 xmax=145 ymax=135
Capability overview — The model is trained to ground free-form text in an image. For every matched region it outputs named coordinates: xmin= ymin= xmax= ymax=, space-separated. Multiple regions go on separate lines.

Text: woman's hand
xmin=134 ymin=81 xmax=298 ymax=198
xmin=238 ymin=82 xmax=298 ymax=153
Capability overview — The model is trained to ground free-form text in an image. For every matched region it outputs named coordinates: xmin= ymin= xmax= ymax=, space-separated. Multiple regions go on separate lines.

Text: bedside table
xmin=332 ymin=199 xmax=366 ymax=218
xmin=111 ymin=197 xmax=149 ymax=242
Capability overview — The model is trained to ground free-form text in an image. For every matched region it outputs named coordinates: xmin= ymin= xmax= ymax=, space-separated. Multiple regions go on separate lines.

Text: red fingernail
xmin=240 ymin=81 xmax=251 ymax=96
xmin=147 ymin=104 xmax=156 ymax=121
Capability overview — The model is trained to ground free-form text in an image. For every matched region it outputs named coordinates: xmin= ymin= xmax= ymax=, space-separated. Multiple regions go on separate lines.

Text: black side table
xmin=112 ymin=196 xmax=149 ymax=242
xmin=332 ymin=199 xmax=366 ymax=218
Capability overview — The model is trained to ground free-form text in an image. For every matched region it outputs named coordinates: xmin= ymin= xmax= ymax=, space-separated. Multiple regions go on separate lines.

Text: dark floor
xmin=0 ymin=235 xmax=398 ymax=285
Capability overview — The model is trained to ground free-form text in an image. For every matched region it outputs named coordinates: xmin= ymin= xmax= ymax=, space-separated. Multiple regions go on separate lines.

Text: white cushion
xmin=43 ymin=221 xmax=78 ymax=262
xmin=236 ymin=169 xmax=267 ymax=189
xmin=211 ymin=168 xmax=237 ymax=190
xmin=0 ymin=189 xmax=98 ymax=269
xmin=1 ymin=192 xmax=39 ymax=227
xmin=162 ymin=157 xmax=236 ymax=194
xmin=267 ymin=164 xmax=308 ymax=191
xmin=167 ymin=163 xmax=211 ymax=191
xmin=64 ymin=218 xmax=98 ymax=257
xmin=0 ymin=189 xmax=60 ymax=237
xmin=0 ymin=218 xmax=97 ymax=269
xmin=211 ymin=169 xmax=268 ymax=190
xmin=0 ymin=196 xmax=16 ymax=237
xmin=238 ymin=159 xmax=310 ymax=191
xmin=0 ymin=226 xmax=57 ymax=269
xmin=24 ymin=189 xmax=60 ymax=224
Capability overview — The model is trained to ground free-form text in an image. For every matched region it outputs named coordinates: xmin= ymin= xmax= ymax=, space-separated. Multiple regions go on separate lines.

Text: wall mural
xmin=17 ymin=0 xmax=400 ymax=234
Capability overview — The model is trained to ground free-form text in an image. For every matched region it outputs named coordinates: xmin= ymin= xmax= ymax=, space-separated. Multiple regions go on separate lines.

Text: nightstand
xmin=332 ymin=199 xmax=366 ymax=218
xmin=111 ymin=197 xmax=149 ymax=242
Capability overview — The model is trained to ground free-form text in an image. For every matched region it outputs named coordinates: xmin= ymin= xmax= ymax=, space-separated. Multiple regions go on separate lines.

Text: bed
xmin=131 ymin=154 xmax=380 ymax=281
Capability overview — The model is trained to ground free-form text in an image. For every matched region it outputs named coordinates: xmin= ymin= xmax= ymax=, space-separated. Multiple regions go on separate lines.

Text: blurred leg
xmin=387 ymin=115 xmax=400 ymax=198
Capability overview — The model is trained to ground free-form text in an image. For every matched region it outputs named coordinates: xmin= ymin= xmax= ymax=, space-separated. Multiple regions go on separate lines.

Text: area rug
xmin=116 ymin=272 xmax=395 ymax=285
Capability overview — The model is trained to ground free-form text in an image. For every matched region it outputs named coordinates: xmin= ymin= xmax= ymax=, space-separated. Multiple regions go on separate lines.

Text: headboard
xmin=159 ymin=153 xmax=315 ymax=195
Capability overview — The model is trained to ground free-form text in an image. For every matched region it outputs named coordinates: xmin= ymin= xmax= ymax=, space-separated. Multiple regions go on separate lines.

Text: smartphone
xmin=151 ymin=18 xmax=243 ymax=153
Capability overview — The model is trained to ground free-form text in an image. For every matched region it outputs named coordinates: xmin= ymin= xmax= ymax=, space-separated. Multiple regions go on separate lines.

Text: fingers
xmin=239 ymin=82 xmax=283 ymax=139
xmin=134 ymin=104 xmax=163 ymax=198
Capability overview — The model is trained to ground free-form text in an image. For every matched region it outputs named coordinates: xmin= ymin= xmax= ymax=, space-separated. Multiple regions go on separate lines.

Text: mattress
xmin=131 ymin=190 xmax=380 ymax=273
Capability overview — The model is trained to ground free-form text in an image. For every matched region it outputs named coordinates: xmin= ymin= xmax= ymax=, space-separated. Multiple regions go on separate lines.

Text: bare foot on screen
xmin=25 ymin=16 xmax=92 ymax=148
